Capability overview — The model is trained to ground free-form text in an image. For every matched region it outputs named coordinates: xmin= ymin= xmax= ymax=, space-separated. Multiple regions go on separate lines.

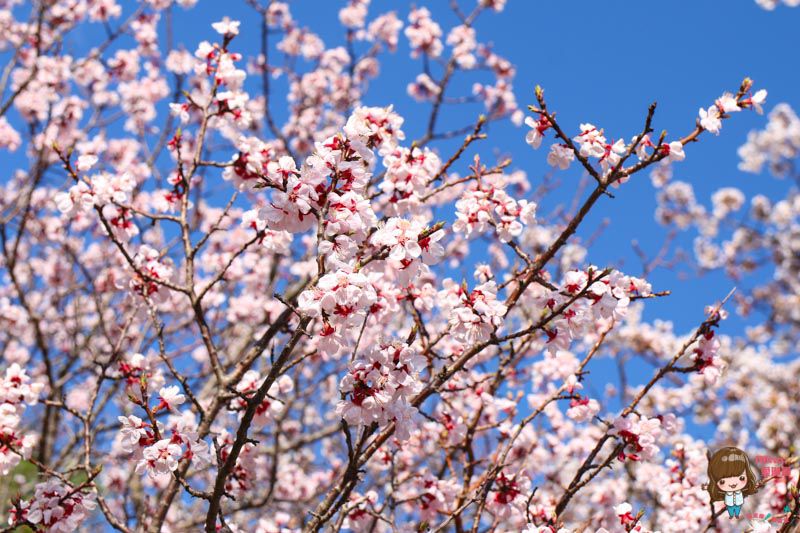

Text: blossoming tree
xmin=0 ymin=1 xmax=798 ymax=532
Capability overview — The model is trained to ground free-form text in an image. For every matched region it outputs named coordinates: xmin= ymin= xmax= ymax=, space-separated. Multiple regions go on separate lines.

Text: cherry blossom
xmin=755 ymin=0 xmax=800 ymax=9
xmin=524 ymin=114 xmax=551 ymax=149
xmin=76 ymin=154 xmax=99 ymax=172
xmin=337 ymin=342 xmax=425 ymax=440
xmin=127 ymin=244 xmax=175 ymax=300
xmin=371 ymin=217 xmax=427 ymax=262
xmin=405 ymin=7 xmax=443 ymax=59
xmin=229 ymin=371 xmax=293 ymax=426
xmin=439 ymin=279 xmax=507 ymax=343
xmin=137 ymin=438 xmax=183 ymax=478
xmin=212 ymin=17 xmax=240 ymax=37
xmin=156 ymin=385 xmax=186 ymax=412
xmin=453 ymin=171 xmax=537 ymax=243
xmin=339 ymin=0 xmax=369 ymax=29
xmin=344 ymin=105 xmax=405 ymax=152
xmin=610 ymin=414 xmax=664 ymax=462
xmin=0 ymin=364 xmax=42 ymax=475
xmin=661 ymin=140 xmax=686 ymax=162
xmin=738 ymin=102 xmax=800 ymax=175
xmin=487 ymin=472 xmax=530 ymax=520
xmin=566 ymin=395 xmax=601 ymax=422
xmin=0 ymin=117 xmax=20 ymax=151
xmin=407 ymin=72 xmax=441 ymax=102
xmin=0 ymin=2 xmax=790 ymax=532
xmin=614 ymin=502 xmax=636 ymax=525
xmin=699 ymin=105 xmax=722 ymax=134
xmin=9 ymin=479 xmax=96 ymax=533
xmin=379 ymin=145 xmax=441 ymax=214
xmin=447 ymin=25 xmax=477 ymax=68
xmin=547 ymin=143 xmax=575 ymax=169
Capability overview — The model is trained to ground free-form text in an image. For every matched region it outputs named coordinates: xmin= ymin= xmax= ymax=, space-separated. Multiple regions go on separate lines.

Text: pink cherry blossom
xmin=405 ymin=7 xmax=443 ymax=59
xmin=212 ymin=17 xmax=240 ymax=37
xmin=137 ymin=438 xmax=183 ymax=478
xmin=547 ymin=143 xmax=575 ymax=169
xmin=10 ymin=479 xmax=96 ymax=533
xmin=156 ymin=385 xmax=186 ymax=412
xmin=0 ymin=3 xmax=789 ymax=533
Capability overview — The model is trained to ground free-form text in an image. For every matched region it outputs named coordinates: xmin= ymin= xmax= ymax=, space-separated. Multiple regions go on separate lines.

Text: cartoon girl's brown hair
xmin=706 ymin=447 xmax=759 ymax=502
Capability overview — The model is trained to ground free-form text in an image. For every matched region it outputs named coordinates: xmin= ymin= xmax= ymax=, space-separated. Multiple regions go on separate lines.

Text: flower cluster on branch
xmin=0 ymin=1 xmax=798 ymax=533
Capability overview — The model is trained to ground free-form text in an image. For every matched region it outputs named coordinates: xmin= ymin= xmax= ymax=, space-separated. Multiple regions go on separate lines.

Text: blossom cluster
xmin=379 ymin=146 xmax=442 ymax=214
xmin=691 ymin=331 xmax=726 ymax=385
xmin=438 ymin=279 xmax=508 ymax=344
xmin=0 ymin=1 xmax=795 ymax=532
xmin=9 ymin=479 xmax=97 ymax=533
xmin=525 ymin=87 xmax=768 ymax=188
xmin=337 ymin=342 xmax=426 ymax=440
xmin=528 ymin=268 xmax=650 ymax=355
xmin=117 ymin=385 xmax=212 ymax=480
xmin=0 ymin=364 xmax=43 ymax=475
xmin=699 ymin=89 xmax=767 ymax=135
xmin=453 ymin=171 xmax=537 ymax=243
xmin=738 ymin=103 xmax=800 ymax=175
xmin=755 ymin=0 xmax=800 ymax=9
xmin=229 ymin=371 xmax=294 ymax=426
xmin=610 ymin=414 xmax=672 ymax=462
xmin=127 ymin=244 xmax=175 ymax=301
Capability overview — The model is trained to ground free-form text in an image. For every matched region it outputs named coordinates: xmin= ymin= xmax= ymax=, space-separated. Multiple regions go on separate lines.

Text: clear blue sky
xmin=46 ymin=0 xmax=800 ymax=423
xmin=135 ymin=0 xmax=800 ymax=335
xmin=9 ymin=1 xmax=798 ymax=420
xmin=140 ymin=2 xmax=798 ymax=436
xmin=2 ymin=3 xmax=796 ymax=526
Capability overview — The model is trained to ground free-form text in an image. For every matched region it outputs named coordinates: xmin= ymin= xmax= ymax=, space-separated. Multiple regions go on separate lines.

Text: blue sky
xmin=32 ymin=0 xmax=796 ymax=421
xmin=132 ymin=0 xmax=800 ymax=334
xmin=3 ymin=3 xmax=796 ymax=525
xmin=13 ymin=0 xmax=788 ymax=335
xmin=7 ymin=0 xmax=798 ymax=426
